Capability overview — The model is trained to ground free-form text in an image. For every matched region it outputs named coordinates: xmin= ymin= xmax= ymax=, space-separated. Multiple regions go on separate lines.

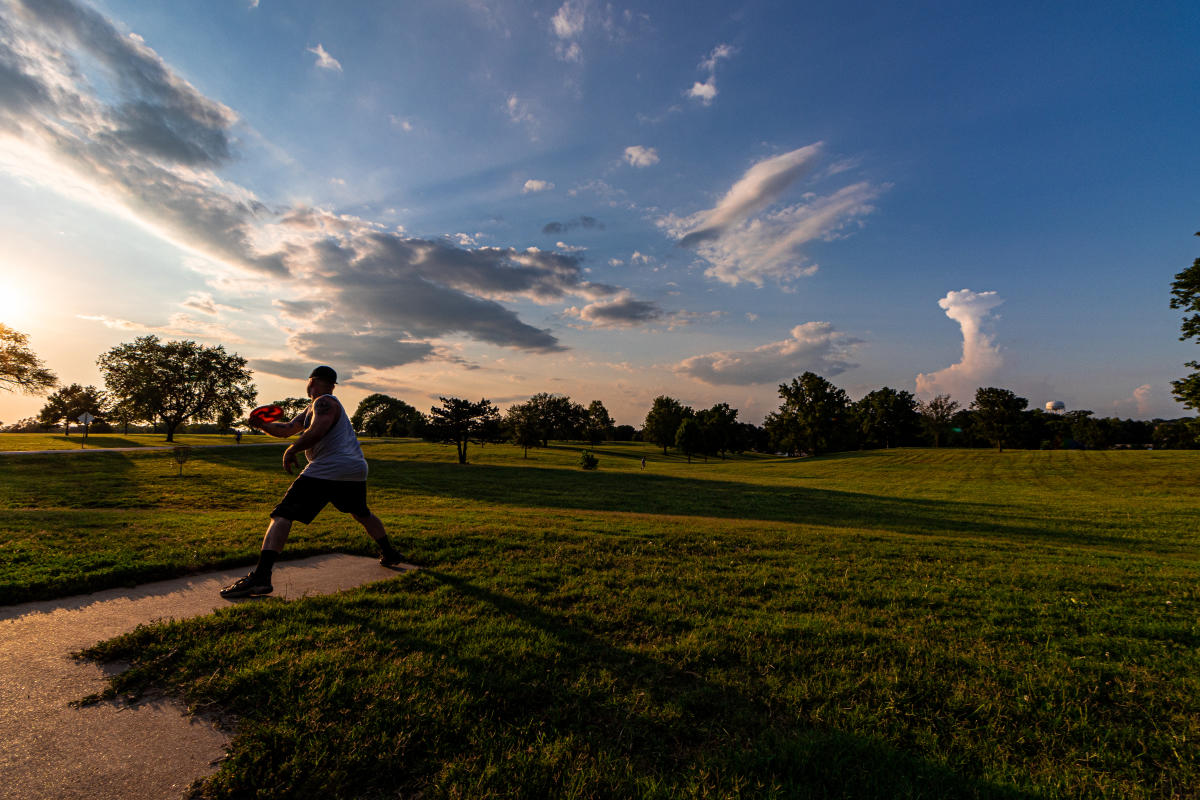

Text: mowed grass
xmin=3 ymin=443 xmax=1198 ymax=798
xmin=0 ymin=432 xmax=275 ymax=451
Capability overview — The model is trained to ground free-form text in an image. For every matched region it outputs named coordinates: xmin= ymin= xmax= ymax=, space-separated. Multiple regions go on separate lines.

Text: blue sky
xmin=0 ymin=0 xmax=1197 ymax=427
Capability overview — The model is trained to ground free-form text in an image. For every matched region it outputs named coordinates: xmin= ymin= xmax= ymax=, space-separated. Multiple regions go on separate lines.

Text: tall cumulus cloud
xmin=915 ymin=289 xmax=1004 ymax=402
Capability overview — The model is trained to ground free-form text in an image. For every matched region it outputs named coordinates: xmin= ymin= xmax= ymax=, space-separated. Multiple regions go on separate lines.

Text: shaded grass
xmin=0 ymin=432 xmax=270 ymax=451
xmin=4 ymin=443 xmax=1199 ymax=797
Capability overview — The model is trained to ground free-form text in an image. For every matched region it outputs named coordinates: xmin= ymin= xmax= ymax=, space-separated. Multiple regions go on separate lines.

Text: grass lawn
xmin=3 ymin=443 xmax=1198 ymax=798
xmin=0 ymin=432 xmax=278 ymax=451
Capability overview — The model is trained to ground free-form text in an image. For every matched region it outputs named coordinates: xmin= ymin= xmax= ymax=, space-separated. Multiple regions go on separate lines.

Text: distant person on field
xmin=220 ymin=365 xmax=403 ymax=599
xmin=640 ymin=456 xmax=646 ymax=470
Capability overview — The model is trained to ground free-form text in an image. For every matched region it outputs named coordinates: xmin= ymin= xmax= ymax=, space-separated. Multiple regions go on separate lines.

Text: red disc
xmin=249 ymin=404 xmax=285 ymax=424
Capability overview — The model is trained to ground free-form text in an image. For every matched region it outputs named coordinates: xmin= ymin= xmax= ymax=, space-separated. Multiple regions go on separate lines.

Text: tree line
xmin=1 ymin=333 xmax=1197 ymax=456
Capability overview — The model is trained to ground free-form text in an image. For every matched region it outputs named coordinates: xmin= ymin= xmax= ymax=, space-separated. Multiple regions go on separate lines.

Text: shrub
xmin=579 ymin=450 xmax=598 ymax=470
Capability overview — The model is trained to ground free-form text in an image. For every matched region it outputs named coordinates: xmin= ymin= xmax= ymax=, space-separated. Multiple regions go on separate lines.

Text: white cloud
xmin=676 ymin=322 xmax=861 ymax=385
xmin=307 ymin=43 xmax=342 ymax=72
xmin=551 ymin=0 xmax=587 ymax=38
xmin=915 ymin=290 xmax=1005 ymax=403
xmin=182 ymin=292 xmax=238 ymax=316
xmin=687 ymin=79 xmax=718 ymax=104
xmin=664 ymin=144 xmax=883 ymax=286
xmin=623 ymin=145 xmax=659 ymax=168
xmin=389 ymin=115 xmax=414 ymax=132
xmin=522 ymin=178 xmax=554 ymax=193
xmin=505 ymin=94 xmax=538 ymax=134
xmin=686 ymin=43 xmax=735 ymax=105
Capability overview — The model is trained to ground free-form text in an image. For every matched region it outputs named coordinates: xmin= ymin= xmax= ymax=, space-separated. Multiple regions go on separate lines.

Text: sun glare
xmin=0 ymin=281 xmax=34 ymax=327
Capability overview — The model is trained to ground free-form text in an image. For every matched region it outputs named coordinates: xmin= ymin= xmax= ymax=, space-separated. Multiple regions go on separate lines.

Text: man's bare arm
xmin=282 ymin=396 xmax=339 ymax=474
xmin=255 ymin=417 xmax=307 ymax=438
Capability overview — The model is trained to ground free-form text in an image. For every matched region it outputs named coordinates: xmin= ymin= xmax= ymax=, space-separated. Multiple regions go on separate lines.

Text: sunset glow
xmin=0 ymin=0 xmax=1195 ymax=426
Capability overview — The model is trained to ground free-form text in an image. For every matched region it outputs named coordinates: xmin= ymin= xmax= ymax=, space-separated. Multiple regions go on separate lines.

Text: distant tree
xmin=504 ymin=401 xmax=542 ymax=458
xmin=1153 ymin=419 xmax=1199 ymax=450
xmin=674 ymin=417 xmax=704 ymax=463
xmin=106 ymin=400 xmax=141 ymax=435
xmin=612 ymin=424 xmax=637 ymax=442
xmin=855 ymin=387 xmax=920 ymax=449
xmin=352 ymin=393 xmax=425 ymax=437
xmin=697 ymin=402 xmax=739 ymax=459
xmin=585 ymin=400 xmax=615 ymax=446
xmin=37 ymin=383 xmax=105 ymax=435
xmin=271 ymin=397 xmax=313 ymax=418
xmin=970 ymin=387 xmax=1028 ymax=451
xmin=98 ymin=336 xmax=257 ymax=442
xmin=1169 ymin=231 xmax=1200 ymax=409
xmin=644 ymin=395 xmax=692 ymax=455
xmin=917 ymin=394 xmax=959 ymax=448
xmin=764 ymin=372 xmax=851 ymax=456
xmin=428 ymin=397 xmax=500 ymax=464
xmin=530 ymin=393 xmax=587 ymax=444
xmin=2 ymin=416 xmax=42 ymax=433
xmin=0 ymin=323 xmax=56 ymax=394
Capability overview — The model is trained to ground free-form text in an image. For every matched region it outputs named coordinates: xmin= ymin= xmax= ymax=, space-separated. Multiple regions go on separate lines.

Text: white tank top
xmin=296 ymin=395 xmax=368 ymax=481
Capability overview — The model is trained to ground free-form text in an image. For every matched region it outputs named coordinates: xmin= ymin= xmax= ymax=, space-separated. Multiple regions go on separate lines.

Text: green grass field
xmin=0 ymin=432 xmax=275 ymax=451
xmin=2 ymin=443 xmax=1198 ymax=798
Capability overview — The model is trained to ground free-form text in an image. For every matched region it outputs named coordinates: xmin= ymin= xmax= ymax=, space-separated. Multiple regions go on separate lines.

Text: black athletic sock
xmin=253 ymin=549 xmax=279 ymax=582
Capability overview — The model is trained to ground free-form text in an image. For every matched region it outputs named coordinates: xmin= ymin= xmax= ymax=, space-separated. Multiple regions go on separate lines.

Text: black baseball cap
xmin=309 ymin=365 xmax=337 ymax=384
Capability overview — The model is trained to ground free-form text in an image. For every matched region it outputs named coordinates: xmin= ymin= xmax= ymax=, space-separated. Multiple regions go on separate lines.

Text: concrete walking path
xmin=0 ymin=554 xmax=416 ymax=800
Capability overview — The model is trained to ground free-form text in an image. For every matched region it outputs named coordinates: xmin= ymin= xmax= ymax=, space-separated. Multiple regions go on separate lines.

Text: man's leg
xmin=220 ymin=517 xmax=292 ymax=598
xmin=352 ymin=511 xmax=403 ymax=566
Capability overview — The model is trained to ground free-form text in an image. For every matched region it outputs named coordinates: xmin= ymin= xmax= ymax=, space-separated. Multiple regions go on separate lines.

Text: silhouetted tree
xmin=970 ymin=387 xmax=1028 ymax=451
xmin=352 ymin=394 xmax=425 ymax=437
xmin=98 ymin=336 xmax=256 ymax=442
xmin=917 ymin=394 xmax=959 ymax=448
xmin=38 ymin=383 xmax=104 ymax=435
xmin=765 ymin=372 xmax=851 ymax=456
xmin=855 ymin=387 xmax=920 ymax=449
xmin=0 ymin=323 xmax=56 ymax=394
xmin=1169 ymin=231 xmax=1200 ymax=408
xmin=428 ymin=397 xmax=500 ymax=464
xmin=675 ymin=417 xmax=703 ymax=463
xmin=585 ymin=400 xmax=614 ymax=446
xmin=644 ymin=395 xmax=692 ymax=455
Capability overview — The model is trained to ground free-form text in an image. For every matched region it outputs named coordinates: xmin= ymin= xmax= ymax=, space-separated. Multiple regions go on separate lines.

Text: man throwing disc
xmin=220 ymin=365 xmax=404 ymax=599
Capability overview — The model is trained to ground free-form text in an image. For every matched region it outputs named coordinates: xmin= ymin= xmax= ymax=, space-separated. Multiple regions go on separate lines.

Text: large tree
xmin=428 ymin=397 xmax=500 ymax=464
xmin=0 ymin=323 xmax=56 ymax=394
xmin=764 ymin=372 xmax=851 ymax=456
xmin=697 ymin=402 xmax=739 ymax=459
xmin=854 ymin=387 xmax=920 ymax=449
xmin=1169 ymin=231 xmax=1200 ymax=408
xmin=674 ymin=417 xmax=704 ymax=463
xmin=504 ymin=401 xmax=542 ymax=458
xmin=525 ymin=393 xmax=586 ymax=445
xmin=352 ymin=393 xmax=425 ymax=437
xmin=970 ymin=387 xmax=1028 ymax=451
xmin=584 ymin=400 xmax=614 ymax=446
xmin=643 ymin=395 xmax=692 ymax=455
xmin=98 ymin=336 xmax=257 ymax=442
xmin=37 ymin=383 xmax=104 ymax=435
xmin=917 ymin=394 xmax=959 ymax=448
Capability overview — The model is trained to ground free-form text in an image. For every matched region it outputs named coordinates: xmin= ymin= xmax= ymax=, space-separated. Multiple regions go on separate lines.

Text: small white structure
xmin=1045 ymin=400 xmax=1066 ymax=413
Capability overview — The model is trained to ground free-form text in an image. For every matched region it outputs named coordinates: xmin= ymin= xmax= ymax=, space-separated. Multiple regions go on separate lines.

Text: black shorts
xmin=271 ymin=476 xmax=370 ymax=524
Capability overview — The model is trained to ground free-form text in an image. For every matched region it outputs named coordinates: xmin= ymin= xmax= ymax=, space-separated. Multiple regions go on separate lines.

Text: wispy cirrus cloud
xmin=307 ymin=43 xmax=342 ymax=72
xmin=675 ymin=322 xmax=861 ymax=385
xmin=915 ymin=289 xmax=1004 ymax=402
xmin=662 ymin=143 xmax=885 ymax=286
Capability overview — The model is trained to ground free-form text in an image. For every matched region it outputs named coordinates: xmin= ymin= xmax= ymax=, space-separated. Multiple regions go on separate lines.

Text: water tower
xmin=1045 ymin=400 xmax=1065 ymax=414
